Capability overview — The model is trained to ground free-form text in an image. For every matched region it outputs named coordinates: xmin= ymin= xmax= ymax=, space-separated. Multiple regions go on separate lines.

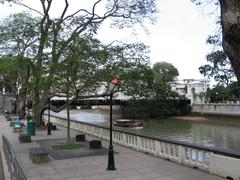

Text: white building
xmin=171 ymin=79 xmax=210 ymax=104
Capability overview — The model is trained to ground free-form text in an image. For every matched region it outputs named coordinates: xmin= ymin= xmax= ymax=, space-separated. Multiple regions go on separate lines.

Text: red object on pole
xmin=111 ymin=79 xmax=121 ymax=85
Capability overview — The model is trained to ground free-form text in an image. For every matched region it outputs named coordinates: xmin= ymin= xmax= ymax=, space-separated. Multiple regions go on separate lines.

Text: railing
xmin=2 ymin=135 xmax=27 ymax=180
xmin=45 ymin=114 xmax=240 ymax=179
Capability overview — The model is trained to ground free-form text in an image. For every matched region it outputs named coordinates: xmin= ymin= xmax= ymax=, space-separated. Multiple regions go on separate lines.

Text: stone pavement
xmin=0 ymin=114 xmax=225 ymax=180
xmin=0 ymin=149 xmax=5 ymax=180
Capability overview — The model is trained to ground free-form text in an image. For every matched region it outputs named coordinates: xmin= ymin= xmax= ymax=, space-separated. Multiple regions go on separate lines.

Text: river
xmin=52 ymin=109 xmax=240 ymax=152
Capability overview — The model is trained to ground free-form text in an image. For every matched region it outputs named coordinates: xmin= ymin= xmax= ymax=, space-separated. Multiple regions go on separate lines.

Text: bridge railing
xmin=44 ymin=114 xmax=240 ymax=179
xmin=2 ymin=134 xmax=27 ymax=180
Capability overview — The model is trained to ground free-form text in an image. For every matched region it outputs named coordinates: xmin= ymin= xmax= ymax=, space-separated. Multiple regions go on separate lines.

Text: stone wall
xmin=192 ymin=103 xmax=240 ymax=117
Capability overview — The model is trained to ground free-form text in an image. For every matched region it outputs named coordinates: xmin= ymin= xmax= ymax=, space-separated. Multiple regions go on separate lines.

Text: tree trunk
xmin=66 ymin=76 xmax=70 ymax=142
xmin=67 ymin=101 xmax=70 ymax=142
xmin=220 ymin=0 xmax=240 ymax=82
xmin=32 ymin=87 xmax=42 ymax=126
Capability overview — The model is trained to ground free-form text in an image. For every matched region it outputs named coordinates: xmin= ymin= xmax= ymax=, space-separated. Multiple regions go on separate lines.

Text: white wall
xmin=192 ymin=103 xmax=240 ymax=117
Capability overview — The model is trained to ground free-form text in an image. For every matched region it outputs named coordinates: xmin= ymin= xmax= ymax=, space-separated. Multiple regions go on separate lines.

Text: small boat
xmin=113 ymin=119 xmax=143 ymax=129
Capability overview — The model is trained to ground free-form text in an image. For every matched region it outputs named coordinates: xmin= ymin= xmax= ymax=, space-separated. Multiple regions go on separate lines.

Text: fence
xmin=44 ymin=114 xmax=240 ymax=179
xmin=2 ymin=135 xmax=27 ymax=180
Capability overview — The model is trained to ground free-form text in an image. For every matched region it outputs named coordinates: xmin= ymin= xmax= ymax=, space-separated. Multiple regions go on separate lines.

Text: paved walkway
xmin=0 ymin=150 xmax=5 ymax=180
xmin=0 ymin=114 xmax=224 ymax=180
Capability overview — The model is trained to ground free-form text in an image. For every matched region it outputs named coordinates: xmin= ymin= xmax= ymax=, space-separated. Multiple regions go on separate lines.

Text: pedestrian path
xmin=0 ymin=150 xmax=5 ymax=180
xmin=0 ymin=114 xmax=224 ymax=180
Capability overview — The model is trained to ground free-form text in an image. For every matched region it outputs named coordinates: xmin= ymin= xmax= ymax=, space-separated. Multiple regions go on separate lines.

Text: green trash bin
xmin=27 ymin=120 xmax=36 ymax=136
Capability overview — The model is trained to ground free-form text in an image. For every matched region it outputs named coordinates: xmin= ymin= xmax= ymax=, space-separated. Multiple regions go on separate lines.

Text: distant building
xmin=171 ymin=79 xmax=210 ymax=104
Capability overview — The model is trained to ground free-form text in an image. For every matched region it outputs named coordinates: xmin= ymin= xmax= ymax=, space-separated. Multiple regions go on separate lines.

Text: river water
xmin=53 ymin=109 xmax=240 ymax=152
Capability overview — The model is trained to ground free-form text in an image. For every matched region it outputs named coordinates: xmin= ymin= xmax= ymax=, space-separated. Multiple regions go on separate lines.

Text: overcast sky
xmin=0 ymin=0 xmax=217 ymax=81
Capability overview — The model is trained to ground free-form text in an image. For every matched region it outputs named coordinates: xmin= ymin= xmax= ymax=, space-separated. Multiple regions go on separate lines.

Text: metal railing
xmin=2 ymin=135 xmax=27 ymax=180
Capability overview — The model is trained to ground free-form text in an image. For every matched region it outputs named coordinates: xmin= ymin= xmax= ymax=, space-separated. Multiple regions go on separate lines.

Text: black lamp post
xmin=47 ymin=89 xmax=53 ymax=135
xmin=107 ymin=78 xmax=121 ymax=171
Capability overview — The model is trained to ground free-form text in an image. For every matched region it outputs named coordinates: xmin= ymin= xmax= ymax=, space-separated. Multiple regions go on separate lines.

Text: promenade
xmin=0 ymin=114 xmax=224 ymax=180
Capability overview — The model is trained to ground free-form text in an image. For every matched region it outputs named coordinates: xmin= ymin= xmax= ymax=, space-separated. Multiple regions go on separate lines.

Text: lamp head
xmin=108 ymin=78 xmax=121 ymax=94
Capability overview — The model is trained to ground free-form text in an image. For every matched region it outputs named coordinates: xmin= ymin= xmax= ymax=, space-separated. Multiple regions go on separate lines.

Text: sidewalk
xmin=0 ymin=114 xmax=224 ymax=180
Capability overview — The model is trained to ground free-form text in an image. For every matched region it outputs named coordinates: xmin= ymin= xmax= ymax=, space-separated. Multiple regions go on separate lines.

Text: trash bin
xmin=32 ymin=122 xmax=36 ymax=135
xmin=27 ymin=120 xmax=36 ymax=136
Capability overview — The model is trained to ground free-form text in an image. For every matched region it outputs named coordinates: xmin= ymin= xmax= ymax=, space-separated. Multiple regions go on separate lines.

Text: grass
xmin=52 ymin=142 xmax=86 ymax=150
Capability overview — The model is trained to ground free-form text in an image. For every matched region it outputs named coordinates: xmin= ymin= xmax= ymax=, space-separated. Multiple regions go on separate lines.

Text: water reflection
xmin=52 ymin=109 xmax=240 ymax=152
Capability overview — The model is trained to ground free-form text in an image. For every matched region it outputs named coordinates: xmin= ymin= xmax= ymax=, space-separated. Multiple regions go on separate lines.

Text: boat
xmin=113 ymin=119 xmax=143 ymax=129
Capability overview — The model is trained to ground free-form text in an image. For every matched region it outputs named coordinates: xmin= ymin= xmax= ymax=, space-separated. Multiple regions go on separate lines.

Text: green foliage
xmin=227 ymin=82 xmax=240 ymax=100
xmin=122 ymin=99 xmax=190 ymax=119
xmin=199 ymin=50 xmax=234 ymax=85
xmin=207 ymin=82 xmax=240 ymax=102
xmin=193 ymin=0 xmax=237 ymax=85
xmin=0 ymin=0 xmax=158 ymax=124
xmin=152 ymin=62 xmax=179 ymax=84
xmin=52 ymin=37 xmax=153 ymax=99
xmin=151 ymin=62 xmax=180 ymax=100
xmin=0 ymin=12 xmax=39 ymax=56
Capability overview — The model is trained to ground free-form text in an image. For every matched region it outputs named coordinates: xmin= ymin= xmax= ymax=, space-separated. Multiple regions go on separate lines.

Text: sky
xmin=0 ymin=0 xmax=217 ymax=82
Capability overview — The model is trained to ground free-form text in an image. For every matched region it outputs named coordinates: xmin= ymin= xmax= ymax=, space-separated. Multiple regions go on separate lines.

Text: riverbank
xmin=172 ymin=116 xmax=208 ymax=121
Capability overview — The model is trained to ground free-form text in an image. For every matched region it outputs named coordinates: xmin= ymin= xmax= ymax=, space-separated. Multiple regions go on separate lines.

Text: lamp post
xmin=47 ymin=89 xmax=53 ymax=135
xmin=107 ymin=78 xmax=121 ymax=171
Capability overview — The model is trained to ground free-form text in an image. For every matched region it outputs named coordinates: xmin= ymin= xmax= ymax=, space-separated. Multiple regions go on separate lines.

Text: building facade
xmin=171 ymin=79 xmax=210 ymax=104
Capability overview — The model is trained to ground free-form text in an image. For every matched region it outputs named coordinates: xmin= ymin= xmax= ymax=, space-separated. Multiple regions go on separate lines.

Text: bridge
xmin=50 ymin=98 xmax=126 ymax=107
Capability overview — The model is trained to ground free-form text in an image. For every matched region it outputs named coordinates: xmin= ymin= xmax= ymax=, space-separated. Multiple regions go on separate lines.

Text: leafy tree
xmin=192 ymin=0 xmax=240 ymax=82
xmin=0 ymin=0 xmax=158 ymax=126
xmin=50 ymin=36 xmax=152 ymax=140
xmin=0 ymin=12 xmax=38 ymax=116
xmin=0 ymin=56 xmax=32 ymax=115
xmin=199 ymin=50 xmax=234 ymax=85
xmin=0 ymin=12 xmax=39 ymax=56
xmin=226 ymin=82 xmax=240 ymax=101
xmin=152 ymin=62 xmax=179 ymax=84
xmin=151 ymin=62 xmax=179 ymax=100
xmin=101 ymin=42 xmax=153 ymax=98
xmin=209 ymin=84 xmax=228 ymax=103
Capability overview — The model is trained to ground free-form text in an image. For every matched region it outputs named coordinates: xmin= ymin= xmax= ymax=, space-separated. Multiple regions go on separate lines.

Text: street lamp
xmin=47 ymin=89 xmax=53 ymax=135
xmin=107 ymin=78 xmax=121 ymax=171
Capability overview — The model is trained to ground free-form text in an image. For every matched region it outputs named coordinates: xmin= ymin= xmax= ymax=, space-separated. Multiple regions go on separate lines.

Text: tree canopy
xmin=152 ymin=62 xmax=179 ymax=84
xmin=192 ymin=0 xmax=240 ymax=82
xmin=199 ymin=50 xmax=235 ymax=85
xmin=0 ymin=0 xmax=158 ymax=125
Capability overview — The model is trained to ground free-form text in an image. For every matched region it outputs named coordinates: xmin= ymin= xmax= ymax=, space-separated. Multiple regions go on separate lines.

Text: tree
xmin=0 ymin=56 xmax=32 ymax=115
xmin=152 ymin=62 xmax=179 ymax=84
xmin=192 ymin=0 xmax=240 ymax=82
xmin=50 ymin=36 xmax=153 ymax=140
xmin=199 ymin=50 xmax=235 ymax=85
xmin=100 ymin=42 xmax=153 ymax=98
xmin=0 ymin=12 xmax=39 ymax=57
xmin=209 ymin=84 xmax=227 ymax=103
xmin=151 ymin=62 xmax=179 ymax=100
xmin=0 ymin=12 xmax=38 ymax=116
xmin=227 ymin=81 xmax=240 ymax=101
xmin=0 ymin=0 xmax=158 ymax=126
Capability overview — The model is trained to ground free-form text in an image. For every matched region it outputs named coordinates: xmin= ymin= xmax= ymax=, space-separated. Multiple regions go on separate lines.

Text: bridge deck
xmin=0 ymin=114 xmax=223 ymax=180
